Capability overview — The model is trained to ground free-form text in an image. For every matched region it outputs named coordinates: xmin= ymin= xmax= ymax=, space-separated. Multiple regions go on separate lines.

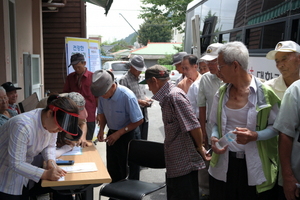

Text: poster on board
xmin=65 ymin=37 xmax=101 ymax=74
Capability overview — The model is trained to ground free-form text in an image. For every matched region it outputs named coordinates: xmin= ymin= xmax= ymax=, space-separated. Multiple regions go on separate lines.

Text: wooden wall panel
xmin=42 ymin=0 xmax=86 ymax=94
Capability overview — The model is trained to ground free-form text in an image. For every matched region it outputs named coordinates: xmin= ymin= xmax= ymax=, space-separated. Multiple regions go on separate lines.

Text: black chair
xmin=99 ymin=139 xmax=166 ymax=200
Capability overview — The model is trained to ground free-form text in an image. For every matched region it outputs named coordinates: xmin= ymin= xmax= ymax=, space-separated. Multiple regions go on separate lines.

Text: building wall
xmin=43 ymin=0 xmax=86 ymax=94
xmin=0 ymin=0 xmax=43 ymax=101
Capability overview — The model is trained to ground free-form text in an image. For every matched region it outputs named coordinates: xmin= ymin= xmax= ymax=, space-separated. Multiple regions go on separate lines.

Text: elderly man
xmin=177 ymin=54 xmax=202 ymax=94
xmin=0 ymin=86 xmax=17 ymax=126
xmin=91 ymin=70 xmax=143 ymax=182
xmin=1 ymin=82 xmax=22 ymax=115
xmin=140 ymin=65 xmax=209 ymax=200
xmin=63 ymin=53 xmax=97 ymax=141
xmin=265 ymin=40 xmax=300 ymax=99
xmin=209 ymin=41 xmax=280 ymax=200
xmin=172 ymin=52 xmax=187 ymax=85
xmin=197 ymin=43 xmax=224 ymax=148
xmin=271 ymin=41 xmax=300 ymax=200
xmin=119 ymin=55 xmax=152 ymax=140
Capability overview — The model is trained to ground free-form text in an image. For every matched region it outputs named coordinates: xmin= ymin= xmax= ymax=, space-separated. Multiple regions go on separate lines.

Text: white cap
xmin=201 ymin=43 xmax=224 ymax=61
xmin=266 ymin=40 xmax=300 ymax=60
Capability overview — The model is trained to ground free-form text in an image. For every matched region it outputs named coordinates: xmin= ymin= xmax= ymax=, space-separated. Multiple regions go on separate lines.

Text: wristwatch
xmin=125 ymin=127 xmax=129 ymax=132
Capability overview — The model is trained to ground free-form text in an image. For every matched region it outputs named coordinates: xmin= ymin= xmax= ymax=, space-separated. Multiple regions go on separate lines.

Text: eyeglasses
xmin=0 ymin=96 xmax=8 ymax=103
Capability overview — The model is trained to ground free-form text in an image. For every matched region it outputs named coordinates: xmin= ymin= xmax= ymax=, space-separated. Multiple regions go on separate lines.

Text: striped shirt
xmin=0 ymin=109 xmax=57 ymax=195
xmin=152 ymin=81 xmax=205 ymax=178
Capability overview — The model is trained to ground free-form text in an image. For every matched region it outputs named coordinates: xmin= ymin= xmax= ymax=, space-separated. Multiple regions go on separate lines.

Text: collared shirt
xmin=209 ymin=76 xmax=279 ymax=185
xmin=63 ymin=69 xmax=97 ymax=122
xmin=264 ymin=75 xmax=287 ymax=99
xmin=177 ymin=72 xmax=202 ymax=94
xmin=0 ymin=109 xmax=17 ymax=126
xmin=97 ymin=84 xmax=143 ymax=130
xmin=0 ymin=109 xmax=57 ymax=195
xmin=197 ymin=72 xmax=223 ymax=140
xmin=152 ymin=81 xmax=205 ymax=178
xmin=119 ymin=71 xmax=148 ymax=121
xmin=274 ymin=79 xmax=300 ymax=185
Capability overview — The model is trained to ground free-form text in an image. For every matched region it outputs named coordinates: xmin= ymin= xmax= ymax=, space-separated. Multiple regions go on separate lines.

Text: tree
xmin=139 ymin=0 xmax=193 ymax=32
xmin=138 ymin=17 xmax=172 ymax=46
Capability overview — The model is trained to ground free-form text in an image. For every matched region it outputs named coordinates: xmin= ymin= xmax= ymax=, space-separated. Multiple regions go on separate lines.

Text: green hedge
xmin=162 ymin=65 xmax=176 ymax=71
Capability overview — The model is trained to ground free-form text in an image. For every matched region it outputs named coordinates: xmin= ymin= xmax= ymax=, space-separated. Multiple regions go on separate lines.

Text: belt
xmin=229 ymin=151 xmax=245 ymax=159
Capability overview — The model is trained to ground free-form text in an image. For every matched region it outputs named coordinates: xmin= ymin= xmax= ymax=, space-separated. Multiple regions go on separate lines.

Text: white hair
xmin=218 ymin=41 xmax=249 ymax=71
xmin=0 ymin=86 xmax=6 ymax=93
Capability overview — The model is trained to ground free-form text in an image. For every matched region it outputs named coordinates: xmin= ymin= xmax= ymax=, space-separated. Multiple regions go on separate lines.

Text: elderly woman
xmin=0 ymin=86 xmax=17 ymax=126
xmin=208 ymin=41 xmax=280 ymax=200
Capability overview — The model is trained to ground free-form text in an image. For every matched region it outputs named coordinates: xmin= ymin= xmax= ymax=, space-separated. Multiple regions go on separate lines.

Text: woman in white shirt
xmin=0 ymin=95 xmax=80 ymax=199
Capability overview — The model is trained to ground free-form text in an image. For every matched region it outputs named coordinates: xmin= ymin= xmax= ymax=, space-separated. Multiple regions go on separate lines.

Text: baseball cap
xmin=172 ymin=52 xmax=187 ymax=65
xmin=130 ymin=55 xmax=147 ymax=72
xmin=68 ymin=53 xmax=85 ymax=67
xmin=1 ymin=82 xmax=22 ymax=92
xmin=91 ymin=70 xmax=114 ymax=96
xmin=266 ymin=40 xmax=300 ymax=60
xmin=201 ymin=43 xmax=224 ymax=61
xmin=139 ymin=65 xmax=169 ymax=84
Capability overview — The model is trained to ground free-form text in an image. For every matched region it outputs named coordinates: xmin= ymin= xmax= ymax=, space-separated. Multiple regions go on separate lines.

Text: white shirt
xmin=187 ymin=78 xmax=201 ymax=118
xmin=0 ymin=109 xmax=57 ymax=195
xmin=209 ymin=76 xmax=279 ymax=186
xmin=274 ymin=80 xmax=300 ymax=186
xmin=264 ymin=75 xmax=287 ymax=99
xmin=197 ymin=72 xmax=223 ymax=140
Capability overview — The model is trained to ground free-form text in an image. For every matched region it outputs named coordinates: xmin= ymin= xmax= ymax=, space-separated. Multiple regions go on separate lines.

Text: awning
xmin=82 ymin=0 xmax=113 ymax=15
xmin=247 ymin=0 xmax=300 ymax=25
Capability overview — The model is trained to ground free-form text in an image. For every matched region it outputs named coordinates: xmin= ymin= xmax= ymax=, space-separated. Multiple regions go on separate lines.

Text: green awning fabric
xmin=82 ymin=0 xmax=113 ymax=15
xmin=247 ymin=0 xmax=300 ymax=25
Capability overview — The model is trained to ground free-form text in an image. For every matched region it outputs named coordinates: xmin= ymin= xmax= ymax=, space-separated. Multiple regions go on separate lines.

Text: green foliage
xmin=162 ymin=65 xmax=176 ymax=71
xmin=158 ymin=54 xmax=173 ymax=65
xmin=139 ymin=0 xmax=193 ymax=33
xmin=110 ymin=40 xmax=130 ymax=52
xmin=138 ymin=17 xmax=172 ymax=46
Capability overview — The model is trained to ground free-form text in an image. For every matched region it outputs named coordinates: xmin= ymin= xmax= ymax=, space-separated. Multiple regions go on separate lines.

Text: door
xmin=31 ymin=54 xmax=42 ymax=100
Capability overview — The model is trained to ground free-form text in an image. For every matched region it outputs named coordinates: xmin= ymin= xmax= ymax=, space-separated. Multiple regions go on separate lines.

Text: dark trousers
xmin=166 ymin=170 xmax=199 ymax=200
xmin=139 ymin=107 xmax=149 ymax=140
xmin=106 ymin=128 xmax=140 ymax=183
xmin=86 ymin=121 xmax=96 ymax=140
xmin=209 ymin=153 xmax=277 ymax=200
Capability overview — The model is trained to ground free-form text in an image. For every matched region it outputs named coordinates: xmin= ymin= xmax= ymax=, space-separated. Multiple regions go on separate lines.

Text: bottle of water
xmin=215 ymin=131 xmax=237 ymax=149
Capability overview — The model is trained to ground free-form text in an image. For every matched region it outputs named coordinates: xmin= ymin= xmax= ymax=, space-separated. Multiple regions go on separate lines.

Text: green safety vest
xmin=210 ymin=77 xmax=281 ymax=193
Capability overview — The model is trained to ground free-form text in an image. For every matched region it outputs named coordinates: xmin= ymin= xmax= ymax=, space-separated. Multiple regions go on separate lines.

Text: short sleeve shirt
xmin=153 ymin=81 xmax=205 ymax=178
xmin=97 ymin=84 xmax=143 ymax=130
xmin=273 ymin=79 xmax=300 ymax=184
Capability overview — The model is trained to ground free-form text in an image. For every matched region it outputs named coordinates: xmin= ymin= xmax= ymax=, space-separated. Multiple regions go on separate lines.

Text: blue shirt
xmin=97 ymin=84 xmax=143 ymax=130
xmin=0 ymin=109 xmax=57 ymax=195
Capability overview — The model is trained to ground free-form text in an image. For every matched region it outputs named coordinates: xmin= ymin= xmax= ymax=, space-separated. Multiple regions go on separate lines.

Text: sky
xmin=86 ymin=0 xmax=145 ymax=42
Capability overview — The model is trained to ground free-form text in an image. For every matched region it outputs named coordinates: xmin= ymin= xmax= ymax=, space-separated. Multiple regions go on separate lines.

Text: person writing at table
xmin=0 ymin=95 xmax=80 ymax=199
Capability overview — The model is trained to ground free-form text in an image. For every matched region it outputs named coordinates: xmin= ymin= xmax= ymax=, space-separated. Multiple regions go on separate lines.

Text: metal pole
xmin=119 ymin=13 xmax=139 ymax=35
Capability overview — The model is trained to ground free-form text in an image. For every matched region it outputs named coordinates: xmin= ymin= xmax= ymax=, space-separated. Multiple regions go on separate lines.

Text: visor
xmin=49 ymin=105 xmax=79 ymax=136
xmin=64 ymin=126 xmax=83 ymax=141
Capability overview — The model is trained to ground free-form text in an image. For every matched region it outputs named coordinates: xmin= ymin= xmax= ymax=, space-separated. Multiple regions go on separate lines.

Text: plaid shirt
xmin=153 ymin=81 xmax=205 ymax=178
